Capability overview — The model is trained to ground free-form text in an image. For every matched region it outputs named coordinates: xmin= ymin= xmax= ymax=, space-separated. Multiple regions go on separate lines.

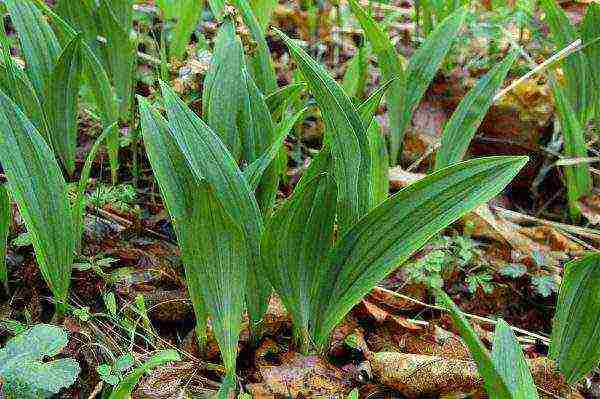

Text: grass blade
xmin=550 ymin=253 xmax=600 ymax=383
xmin=315 ymin=156 xmax=527 ymax=349
xmin=4 ymin=0 xmax=60 ymax=97
xmin=367 ymin=120 xmax=389 ymax=206
xmin=342 ymin=44 xmax=369 ymax=100
xmin=265 ymin=83 xmax=305 ymax=122
xmin=492 ymin=319 xmax=539 ymax=398
xmin=262 ymin=173 xmax=337 ymax=352
xmin=0 ymin=91 xmax=76 ymax=315
xmin=582 ymin=3 xmax=600 ymax=117
xmin=55 ymin=0 xmax=99 ymax=53
xmin=435 ymin=290 xmax=513 ymax=399
xmin=357 ymin=79 xmax=396 ymax=130
xmin=159 ymin=81 xmax=269 ymax=325
xmin=552 ymin=82 xmax=591 ymax=219
xmin=435 ymin=50 xmax=518 ymax=170
xmin=44 ymin=35 xmax=84 ymax=176
xmin=275 ymin=28 xmax=374 ymax=231
xmin=348 ymin=0 xmax=405 ymax=165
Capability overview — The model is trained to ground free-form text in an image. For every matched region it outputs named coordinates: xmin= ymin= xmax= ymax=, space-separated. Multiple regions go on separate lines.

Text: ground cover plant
xmin=0 ymin=0 xmax=598 ymax=398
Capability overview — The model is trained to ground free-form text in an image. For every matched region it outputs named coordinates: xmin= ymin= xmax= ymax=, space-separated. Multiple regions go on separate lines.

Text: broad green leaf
xmin=0 ymin=25 xmax=50 ymax=146
xmin=186 ymin=182 xmax=247 ymax=376
xmin=81 ymin=45 xmax=121 ymax=183
xmin=0 ymin=185 xmax=9 ymax=284
xmin=348 ymin=0 xmax=405 ymax=165
xmin=250 ymin=0 xmax=278 ymax=32
xmin=244 ymin=108 xmax=307 ymax=190
xmin=170 ymin=0 xmax=205 ymax=59
xmin=342 ymin=44 xmax=369 ymax=100
xmin=0 ymin=91 xmax=76 ymax=315
xmin=109 ymin=350 xmax=181 ymax=399
xmin=541 ymin=0 xmax=592 ymax=123
xmin=262 ymin=173 xmax=337 ymax=352
xmin=550 ymin=253 xmax=600 ymax=383
xmin=98 ymin=0 xmax=136 ymax=119
xmin=435 ymin=50 xmax=518 ymax=170
xmin=435 ymin=290 xmax=513 ymax=399
xmin=275 ymin=28 xmax=374 ymax=232
xmin=492 ymin=319 xmax=539 ymax=399
xmin=55 ymin=0 xmax=99 ymax=52
xmin=139 ymin=98 xmax=209 ymax=344
xmin=231 ymin=0 xmax=278 ymax=94
xmin=242 ymin=69 xmax=279 ymax=215
xmin=552 ymin=81 xmax=591 ymax=218
xmin=44 ymin=35 xmax=84 ymax=176
xmin=0 ymin=324 xmax=79 ymax=399
xmin=141 ymin=98 xmax=248 ymax=379
xmin=159 ymin=81 xmax=269 ymax=324
xmin=4 ymin=0 xmax=60 ymax=97
xmin=202 ymin=21 xmax=246 ymax=161
xmin=399 ymin=8 xmax=466 ymax=158
xmin=314 ymin=156 xmax=527 ymax=348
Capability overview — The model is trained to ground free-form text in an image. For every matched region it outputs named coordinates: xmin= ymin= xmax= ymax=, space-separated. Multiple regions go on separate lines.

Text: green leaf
xmin=55 ymin=0 xmax=100 ymax=52
xmin=139 ymin=98 xmax=210 ymax=343
xmin=241 ymin=69 xmax=280 ymax=215
xmin=109 ymin=350 xmax=181 ymax=399
xmin=367 ymin=119 xmax=389 ymax=206
xmin=435 ymin=290 xmax=513 ymax=399
xmin=342 ymin=44 xmax=369 ymax=100
xmin=0 ymin=185 xmax=9 ymax=283
xmin=81 ymin=45 xmax=121 ymax=183
xmin=582 ymin=3 xmax=600 ymax=115
xmin=0 ymin=91 xmax=76 ymax=315
xmin=156 ymin=81 xmax=269 ymax=324
xmin=0 ymin=324 xmax=80 ymax=399
xmin=541 ymin=0 xmax=593 ymax=123
xmin=314 ymin=156 xmax=527 ymax=349
xmin=275 ymin=28 xmax=374 ymax=232
xmin=265 ymin=83 xmax=305 ymax=122
xmin=550 ymin=253 xmax=600 ymax=383
xmin=435 ymin=51 xmax=518 ymax=170
xmin=492 ymin=319 xmax=539 ymax=399
xmin=551 ymin=81 xmax=591 ymax=218
xmin=250 ymin=0 xmax=278 ymax=32
xmin=4 ymin=0 xmax=61 ymax=97
xmin=399 ymin=8 xmax=466 ymax=159
xmin=244 ymin=108 xmax=307 ymax=190
xmin=202 ymin=21 xmax=246 ymax=161
xmin=170 ymin=0 xmax=205 ymax=59
xmin=231 ymin=0 xmax=278 ymax=94
xmin=0 ymin=21 xmax=50 ymax=146
xmin=347 ymin=0 xmax=405 ymax=165
xmin=44 ymin=35 xmax=84 ymax=176
xmin=140 ymin=98 xmax=246 ymax=380
xmin=357 ymin=79 xmax=396 ymax=130
xmin=98 ymin=0 xmax=136 ymax=119
xmin=262 ymin=173 xmax=337 ymax=352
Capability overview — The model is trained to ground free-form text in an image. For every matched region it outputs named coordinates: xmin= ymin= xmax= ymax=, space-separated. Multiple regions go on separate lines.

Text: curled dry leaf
xmin=369 ymin=352 xmax=582 ymax=398
xmin=252 ymin=352 xmax=352 ymax=398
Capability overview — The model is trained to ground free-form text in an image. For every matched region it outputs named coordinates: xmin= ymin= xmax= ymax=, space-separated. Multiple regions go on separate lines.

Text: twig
xmin=88 ymin=205 xmax=173 ymax=242
xmin=373 ymin=286 xmax=552 ymax=344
